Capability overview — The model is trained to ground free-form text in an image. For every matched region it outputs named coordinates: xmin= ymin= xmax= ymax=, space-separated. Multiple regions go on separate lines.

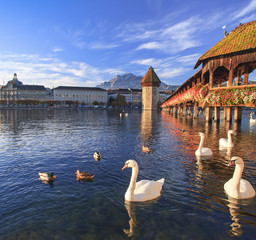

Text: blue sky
xmin=0 ymin=0 xmax=255 ymax=88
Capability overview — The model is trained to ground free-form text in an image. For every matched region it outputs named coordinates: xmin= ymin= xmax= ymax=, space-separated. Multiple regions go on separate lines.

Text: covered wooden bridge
xmin=161 ymin=20 xmax=256 ymax=122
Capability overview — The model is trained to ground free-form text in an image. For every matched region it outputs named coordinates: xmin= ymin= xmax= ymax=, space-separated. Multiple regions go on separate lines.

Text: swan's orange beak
xmin=228 ymin=160 xmax=235 ymax=167
xmin=122 ymin=165 xmax=128 ymax=170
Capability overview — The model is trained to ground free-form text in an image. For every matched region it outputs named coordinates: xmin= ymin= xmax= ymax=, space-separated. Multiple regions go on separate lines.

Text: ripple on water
xmin=0 ymin=109 xmax=256 ymax=239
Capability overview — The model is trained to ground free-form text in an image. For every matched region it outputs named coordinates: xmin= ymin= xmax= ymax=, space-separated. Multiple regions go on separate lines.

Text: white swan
xmin=224 ymin=156 xmax=255 ymax=199
xmin=195 ymin=132 xmax=213 ymax=156
xmin=122 ymin=159 xmax=164 ymax=202
xmin=250 ymin=113 xmax=256 ymax=124
xmin=219 ymin=130 xmax=234 ymax=148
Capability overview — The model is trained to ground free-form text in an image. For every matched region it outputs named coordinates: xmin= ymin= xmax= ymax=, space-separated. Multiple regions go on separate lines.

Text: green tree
xmin=112 ymin=94 xmax=127 ymax=107
xmin=108 ymin=97 xmax=115 ymax=106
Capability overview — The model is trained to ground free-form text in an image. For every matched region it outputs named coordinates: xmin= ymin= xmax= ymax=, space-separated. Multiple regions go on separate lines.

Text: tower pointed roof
xmin=140 ymin=66 xmax=161 ymax=87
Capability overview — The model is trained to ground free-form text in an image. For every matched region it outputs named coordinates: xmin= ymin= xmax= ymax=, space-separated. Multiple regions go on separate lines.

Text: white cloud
xmin=90 ymin=42 xmax=119 ymax=50
xmin=158 ymin=67 xmax=186 ymax=79
xmin=53 ymin=47 xmax=64 ymax=52
xmin=69 ymin=28 xmax=87 ymax=49
xmin=0 ymin=53 xmax=121 ymax=88
xmin=103 ymin=68 xmax=124 ymax=76
xmin=130 ymin=56 xmax=192 ymax=81
xmin=131 ymin=58 xmax=160 ymax=66
xmin=235 ymin=0 xmax=256 ymax=19
xmin=239 ymin=13 xmax=256 ymax=23
xmin=176 ymin=54 xmax=201 ymax=65
xmin=136 ymin=42 xmax=163 ymax=51
xmin=117 ymin=16 xmax=203 ymax=54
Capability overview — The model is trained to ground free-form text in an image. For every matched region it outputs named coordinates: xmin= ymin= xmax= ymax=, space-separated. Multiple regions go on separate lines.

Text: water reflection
xmin=219 ymin=146 xmax=232 ymax=160
xmin=227 ymin=196 xmax=243 ymax=237
xmin=195 ymin=156 xmax=203 ymax=185
xmin=226 ymin=196 xmax=255 ymax=237
xmin=161 ymin=111 xmax=199 ymax=155
xmin=249 ymin=120 xmax=256 ymax=132
xmin=123 ymin=201 xmax=137 ymax=237
xmin=195 ymin=155 xmax=213 ymax=186
xmin=0 ymin=109 xmax=256 ymax=239
xmin=140 ymin=110 xmax=158 ymax=152
xmin=39 ymin=178 xmax=55 ymax=186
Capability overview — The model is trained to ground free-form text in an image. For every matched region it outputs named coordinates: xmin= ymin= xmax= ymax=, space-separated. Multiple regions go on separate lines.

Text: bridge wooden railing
xmin=161 ymin=84 xmax=256 ymax=108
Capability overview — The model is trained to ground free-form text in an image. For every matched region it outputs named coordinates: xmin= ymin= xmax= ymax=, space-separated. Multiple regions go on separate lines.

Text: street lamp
xmin=128 ymin=88 xmax=133 ymax=108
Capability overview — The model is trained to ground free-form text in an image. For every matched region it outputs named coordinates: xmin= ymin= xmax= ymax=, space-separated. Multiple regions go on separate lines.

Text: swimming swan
xmin=122 ymin=159 xmax=164 ymax=202
xmin=250 ymin=113 xmax=256 ymax=124
xmin=219 ymin=130 xmax=234 ymax=148
xmin=224 ymin=156 xmax=255 ymax=199
xmin=195 ymin=132 xmax=213 ymax=156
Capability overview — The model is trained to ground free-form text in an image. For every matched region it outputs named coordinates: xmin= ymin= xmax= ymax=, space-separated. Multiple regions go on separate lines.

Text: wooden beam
xmin=228 ymin=68 xmax=234 ymax=87
xmin=244 ymin=72 xmax=249 ymax=85
xmin=209 ymin=69 xmax=213 ymax=88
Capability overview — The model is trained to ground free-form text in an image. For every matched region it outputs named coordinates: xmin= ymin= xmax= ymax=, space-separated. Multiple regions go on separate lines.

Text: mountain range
xmin=97 ymin=73 xmax=179 ymax=91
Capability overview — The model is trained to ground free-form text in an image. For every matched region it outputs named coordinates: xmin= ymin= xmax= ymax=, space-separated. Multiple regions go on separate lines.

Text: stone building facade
xmin=53 ymin=86 xmax=107 ymax=105
xmin=0 ymin=73 xmax=51 ymax=102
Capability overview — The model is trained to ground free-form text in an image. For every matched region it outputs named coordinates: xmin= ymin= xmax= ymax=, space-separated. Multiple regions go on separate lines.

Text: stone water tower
xmin=140 ymin=66 xmax=161 ymax=110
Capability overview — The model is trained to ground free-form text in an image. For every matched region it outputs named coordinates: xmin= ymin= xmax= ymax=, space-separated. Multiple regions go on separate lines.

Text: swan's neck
xmin=232 ymin=162 xmax=244 ymax=192
xmin=198 ymin=135 xmax=204 ymax=151
xmin=228 ymin=132 xmax=233 ymax=144
xmin=126 ymin=165 xmax=138 ymax=201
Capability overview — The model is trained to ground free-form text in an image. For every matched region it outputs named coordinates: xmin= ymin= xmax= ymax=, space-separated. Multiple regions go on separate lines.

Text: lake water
xmin=0 ymin=108 xmax=256 ymax=240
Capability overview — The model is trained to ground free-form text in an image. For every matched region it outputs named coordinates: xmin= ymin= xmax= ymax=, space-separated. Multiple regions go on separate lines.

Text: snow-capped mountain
xmin=97 ymin=73 xmax=176 ymax=90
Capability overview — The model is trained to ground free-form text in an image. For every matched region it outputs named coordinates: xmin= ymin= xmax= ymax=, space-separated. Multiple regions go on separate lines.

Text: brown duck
xmin=75 ymin=170 xmax=94 ymax=180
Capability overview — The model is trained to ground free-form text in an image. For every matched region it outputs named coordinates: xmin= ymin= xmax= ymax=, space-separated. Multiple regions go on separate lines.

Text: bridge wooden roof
xmin=194 ymin=20 xmax=256 ymax=69
xmin=162 ymin=68 xmax=202 ymax=105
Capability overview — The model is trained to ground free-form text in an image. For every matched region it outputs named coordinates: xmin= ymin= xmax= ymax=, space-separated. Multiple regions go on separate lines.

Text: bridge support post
xmin=180 ymin=105 xmax=183 ymax=115
xmin=193 ymin=104 xmax=198 ymax=118
xmin=205 ymin=106 xmax=213 ymax=122
xmin=183 ymin=105 xmax=187 ymax=115
xmin=214 ymin=106 xmax=220 ymax=122
xmin=173 ymin=106 xmax=177 ymax=116
xmin=234 ymin=107 xmax=242 ymax=122
xmin=225 ymin=107 xmax=233 ymax=122
xmin=178 ymin=105 xmax=182 ymax=115
xmin=187 ymin=106 xmax=192 ymax=116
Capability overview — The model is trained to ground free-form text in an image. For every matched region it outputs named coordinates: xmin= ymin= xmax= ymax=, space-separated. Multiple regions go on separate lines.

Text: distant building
xmin=53 ymin=86 xmax=107 ymax=105
xmin=0 ymin=73 xmax=51 ymax=101
xmin=107 ymin=88 xmax=142 ymax=107
xmin=159 ymin=90 xmax=173 ymax=103
xmin=168 ymin=85 xmax=180 ymax=91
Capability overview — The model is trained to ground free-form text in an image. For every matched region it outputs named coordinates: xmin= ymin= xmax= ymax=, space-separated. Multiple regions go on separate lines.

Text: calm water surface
xmin=0 ymin=109 xmax=256 ymax=240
